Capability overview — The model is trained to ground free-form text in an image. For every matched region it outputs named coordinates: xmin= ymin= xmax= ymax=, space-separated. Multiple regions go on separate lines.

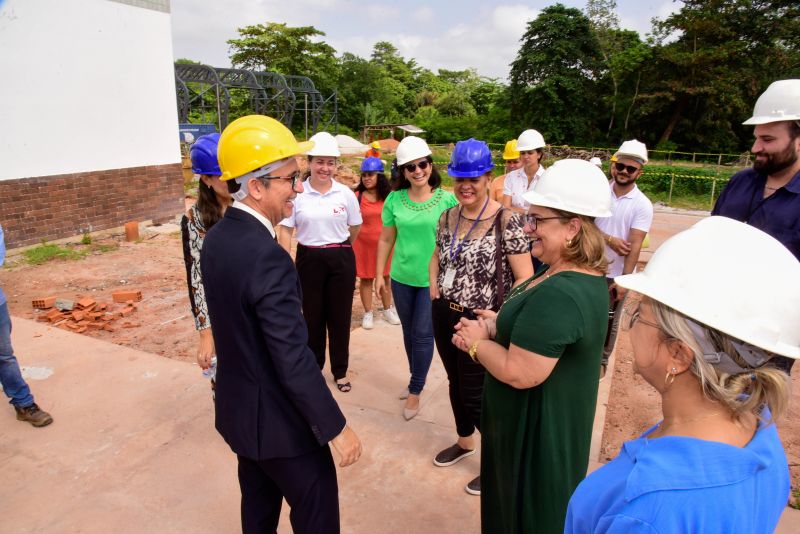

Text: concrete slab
xmin=2 ymin=314 xmax=797 ymax=532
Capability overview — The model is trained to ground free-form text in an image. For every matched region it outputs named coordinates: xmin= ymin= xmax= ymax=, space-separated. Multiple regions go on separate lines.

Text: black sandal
xmin=336 ymin=381 xmax=352 ymax=393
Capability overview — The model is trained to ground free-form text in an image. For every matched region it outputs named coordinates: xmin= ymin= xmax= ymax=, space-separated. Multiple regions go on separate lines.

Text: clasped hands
xmin=452 ymin=308 xmax=497 ymax=352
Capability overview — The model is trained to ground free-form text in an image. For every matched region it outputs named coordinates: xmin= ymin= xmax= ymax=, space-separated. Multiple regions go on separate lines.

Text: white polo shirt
xmin=595 ymin=183 xmax=654 ymax=278
xmin=280 ymin=178 xmax=363 ymax=246
xmin=503 ymin=165 xmax=546 ymax=210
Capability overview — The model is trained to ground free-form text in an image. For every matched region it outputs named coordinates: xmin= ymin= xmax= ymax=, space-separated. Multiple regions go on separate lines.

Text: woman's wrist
xmin=468 ymin=340 xmax=481 ymax=362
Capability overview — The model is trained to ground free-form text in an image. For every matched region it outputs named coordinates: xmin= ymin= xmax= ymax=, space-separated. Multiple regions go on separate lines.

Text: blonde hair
xmin=551 ymin=209 xmax=608 ymax=273
xmin=650 ymin=300 xmax=790 ymax=422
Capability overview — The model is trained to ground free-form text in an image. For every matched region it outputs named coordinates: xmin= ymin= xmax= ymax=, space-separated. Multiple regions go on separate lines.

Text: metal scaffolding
xmin=174 ymin=63 xmax=337 ymax=134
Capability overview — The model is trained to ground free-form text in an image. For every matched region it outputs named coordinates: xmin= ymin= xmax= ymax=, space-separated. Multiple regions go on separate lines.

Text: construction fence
xmin=426 ymin=144 xmax=750 ymax=210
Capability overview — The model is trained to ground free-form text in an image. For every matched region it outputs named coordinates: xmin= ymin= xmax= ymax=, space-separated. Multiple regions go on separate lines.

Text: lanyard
xmin=449 ymin=196 xmax=490 ymax=262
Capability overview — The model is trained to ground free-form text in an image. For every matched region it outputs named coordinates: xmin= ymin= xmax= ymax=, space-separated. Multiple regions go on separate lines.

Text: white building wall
xmin=0 ymin=0 xmax=180 ymax=181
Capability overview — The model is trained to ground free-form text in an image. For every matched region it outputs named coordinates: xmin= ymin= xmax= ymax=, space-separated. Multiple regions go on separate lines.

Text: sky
xmin=170 ymin=0 xmax=683 ymax=82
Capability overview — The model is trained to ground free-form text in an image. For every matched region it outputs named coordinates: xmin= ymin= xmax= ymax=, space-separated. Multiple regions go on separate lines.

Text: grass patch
xmin=24 ymin=243 xmax=87 ymax=265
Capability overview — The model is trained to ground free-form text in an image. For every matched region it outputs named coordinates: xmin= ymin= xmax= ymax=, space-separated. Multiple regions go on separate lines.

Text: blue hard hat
xmin=190 ymin=133 xmax=222 ymax=176
xmin=447 ymin=138 xmax=494 ymax=178
xmin=361 ymin=157 xmax=385 ymax=173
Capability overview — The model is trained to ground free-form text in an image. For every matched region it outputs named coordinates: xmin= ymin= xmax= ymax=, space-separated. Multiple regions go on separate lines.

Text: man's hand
xmin=331 ymin=425 xmax=362 ymax=467
xmin=607 ymin=236 xmax=632 ymax=256
xmin=609 ymin=283 xmax=627 ymax=303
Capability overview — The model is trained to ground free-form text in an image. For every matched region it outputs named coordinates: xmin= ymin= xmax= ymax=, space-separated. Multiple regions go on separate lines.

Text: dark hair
xmin=356 ymin=172 xmax=392 ymax=201
xmin=789 ymin=120 xmax=800 ymax=140
xmin=196 ymin=178 xmax=226 ymax=230
xmin=395 ymin=155 xmax=442 ymax=190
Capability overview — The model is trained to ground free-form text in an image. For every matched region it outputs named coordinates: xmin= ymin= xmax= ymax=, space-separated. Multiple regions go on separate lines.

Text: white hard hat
xmin=614 ymin=140 xmax=648 ymax=165
xmin=616 ymin=216 xmax=800 ymax=359
xmin=743 ymin=79 xmax=800 ymax=125
xmin=516 ymin=129 xmax=546 ymax=151
xmin=306 ymin=131 xmax=341 ymax=157
xmin=522 ymin=159 xmax=612 ymax=218
xmin=589 ymin=157 xmax=602 ymax=167
xmin=396 ymin=136 xmax=432 ymax=166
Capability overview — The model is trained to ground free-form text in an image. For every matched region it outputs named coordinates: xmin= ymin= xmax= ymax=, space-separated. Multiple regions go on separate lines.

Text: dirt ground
xmin=2 ymin=204 xmax=798 ymax=502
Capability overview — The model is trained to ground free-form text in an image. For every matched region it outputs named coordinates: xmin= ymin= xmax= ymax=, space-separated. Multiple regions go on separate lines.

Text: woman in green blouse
xmin=453 ymin=159 xmax=612 ymax=533
xmin=376 ymin=136 xmax=457 ymax=420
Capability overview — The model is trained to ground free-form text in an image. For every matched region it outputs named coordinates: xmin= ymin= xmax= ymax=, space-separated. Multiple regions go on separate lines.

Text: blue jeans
xmin=391 ymin=280 xmax=434 ymax=395
xmin=0 ymin=302 xmax=34 ymax=408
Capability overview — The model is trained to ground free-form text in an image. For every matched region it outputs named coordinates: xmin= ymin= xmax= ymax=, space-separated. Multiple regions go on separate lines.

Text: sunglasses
xmin=622 ymin=306 xmax=661 ymax=331
xmin=614 ymin=162 xmax=641 ymax=174
xmin=523 ymin=215 xmax=570 ymax=231
xmin=260 ymin=170 xmax=302 ymax=192
xmin=403 ymin=160 xmax=430 ymax=173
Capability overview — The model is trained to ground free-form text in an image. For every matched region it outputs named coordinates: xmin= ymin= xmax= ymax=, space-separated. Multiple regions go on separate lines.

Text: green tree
xmin=227 ymin=23 xmax=339 ymax=95
xmin=647 ymin=0 xmax=800 ymax=151
xmin=509 ymin=4 xmax=604 ymax=144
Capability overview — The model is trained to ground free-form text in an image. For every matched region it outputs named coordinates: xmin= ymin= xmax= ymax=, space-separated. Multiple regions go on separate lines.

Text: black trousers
xmin=602 ymin=277 xmax=624 ymax=366
xmin=431 ymin=298 xmax=485 ymax=437
xmin=296 ymin=245 xmax=356 ymax=381
xmin=237 ymin=446 xmax=339 ymax=534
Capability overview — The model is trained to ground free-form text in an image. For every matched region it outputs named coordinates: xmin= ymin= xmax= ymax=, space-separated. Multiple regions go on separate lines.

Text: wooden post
xmin=668 ymin=171 xmax=675 ymax=205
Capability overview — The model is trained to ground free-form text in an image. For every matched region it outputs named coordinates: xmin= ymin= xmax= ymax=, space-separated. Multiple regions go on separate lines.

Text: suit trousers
xmin=431 ymin=298 xmax=485 ymax=437
xmin=237 ymin=446 xmax=339 ymax=534
xmin=295 ymin=244 xmax=356 ymax=381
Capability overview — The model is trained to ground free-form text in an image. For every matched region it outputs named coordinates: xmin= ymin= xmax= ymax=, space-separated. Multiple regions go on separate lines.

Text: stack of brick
xmin=33 ymin=290 xmax=143 ymax=334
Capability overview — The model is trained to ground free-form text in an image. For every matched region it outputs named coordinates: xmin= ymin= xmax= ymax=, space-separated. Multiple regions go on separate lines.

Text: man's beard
xmin=753 ymin=142 xmax=799 ymax=175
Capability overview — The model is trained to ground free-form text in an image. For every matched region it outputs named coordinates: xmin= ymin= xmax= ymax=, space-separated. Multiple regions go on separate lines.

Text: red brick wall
xmin=0 ymin=163 xmax=184 ymax=249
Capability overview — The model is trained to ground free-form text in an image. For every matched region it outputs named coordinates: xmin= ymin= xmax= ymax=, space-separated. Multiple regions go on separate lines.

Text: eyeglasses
xmin=622 ymin=306 xmax=661 ymax=331
xmin=403 ymin=160 xmax=430 ymax=173
xmin=614 ymin=162 xmax=641 ymax=174
xmin=524 ymin=215 xmax=570 ymax=231
xmin=260 ymin=170 xmax=302 ymax=192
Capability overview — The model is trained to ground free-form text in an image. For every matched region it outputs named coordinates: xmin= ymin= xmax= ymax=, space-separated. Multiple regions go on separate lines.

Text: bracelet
xmin=468 ymin=340 xmax=481 ymax=362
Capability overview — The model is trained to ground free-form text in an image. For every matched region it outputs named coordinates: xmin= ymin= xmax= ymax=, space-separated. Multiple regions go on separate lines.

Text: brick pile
xmin=33 ymin=290 xmax=143 ymax=334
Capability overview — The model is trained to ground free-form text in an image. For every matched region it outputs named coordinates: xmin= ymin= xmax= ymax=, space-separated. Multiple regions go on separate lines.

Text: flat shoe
xmin=336 ymin=381 xmax=352 ymax=393
xmin=403 ymin=407 xmax=418 ymax=421
xmin=433 ymin=444 xmax=476 ymax=467
xmin=465 ymin=475 xmax=480 ymax=496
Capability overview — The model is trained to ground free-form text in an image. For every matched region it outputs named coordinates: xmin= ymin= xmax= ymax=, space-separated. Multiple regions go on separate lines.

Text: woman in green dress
xmin=453 ymin=159 xmax=612 ymax=533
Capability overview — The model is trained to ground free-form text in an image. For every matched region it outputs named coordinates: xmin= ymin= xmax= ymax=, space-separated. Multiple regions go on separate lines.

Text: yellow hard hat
xmin=502 ymin=140 xmax=520 ymax=160
xmin=218 ymin=115 xmax=313 ymax=181
xmin=371 ymin=141 xmax=381 ymax=149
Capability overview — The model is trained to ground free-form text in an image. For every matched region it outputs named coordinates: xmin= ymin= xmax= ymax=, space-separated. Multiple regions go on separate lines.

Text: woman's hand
xmin=453 ymin=316 xmax=490 ymax=351
xmin=474 ymin=309 xmax=498 ymax=338
xmin=197 ymin=328 xmax=215 ymax=369
xmin=375 ymin=276 xmax=386 ymax=301
xmin=429 ymin=284 xmax=440 ymax=301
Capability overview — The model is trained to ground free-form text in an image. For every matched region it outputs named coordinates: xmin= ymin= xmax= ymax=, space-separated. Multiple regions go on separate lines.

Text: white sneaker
xmin=361 ymin=311 xmax=374 ymax=330
xmin=383 ymin=306 xmax=401 ymax=325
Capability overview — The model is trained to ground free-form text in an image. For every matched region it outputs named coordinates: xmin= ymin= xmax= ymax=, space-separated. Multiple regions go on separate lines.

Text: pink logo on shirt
xmin=332 ymin=205 xmax=346 ymax=215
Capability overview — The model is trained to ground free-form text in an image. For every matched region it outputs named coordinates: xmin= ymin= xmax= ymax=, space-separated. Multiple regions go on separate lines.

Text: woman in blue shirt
xmin=566 ymin=216 xmax=800 ymax=534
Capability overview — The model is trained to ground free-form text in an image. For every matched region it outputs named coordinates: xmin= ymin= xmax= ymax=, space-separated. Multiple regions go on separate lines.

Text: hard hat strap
xmin=232 ymin=157 xmax=295 ymax=201
xmin=686 ymin=319 xmax=772 ymax=375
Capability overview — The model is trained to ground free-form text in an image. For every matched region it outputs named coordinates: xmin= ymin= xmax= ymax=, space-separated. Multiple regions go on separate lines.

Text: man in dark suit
xmin=201 ymin=115 xmax=362 ymax=533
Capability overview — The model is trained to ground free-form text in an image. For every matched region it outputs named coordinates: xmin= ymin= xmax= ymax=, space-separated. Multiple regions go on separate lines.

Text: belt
xmin=300 ymin=243 xmax=352 ymax=249
xmin=436 ymin=297 xmax=468 ymax=313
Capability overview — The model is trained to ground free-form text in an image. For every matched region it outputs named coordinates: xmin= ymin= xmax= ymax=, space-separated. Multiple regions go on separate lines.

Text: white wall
xmin=0 ymin=0 xmax=181 ymax=181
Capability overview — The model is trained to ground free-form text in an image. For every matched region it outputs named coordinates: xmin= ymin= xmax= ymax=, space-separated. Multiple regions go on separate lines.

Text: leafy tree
xmin=227 ymin=23 xmax=339 ymax=95
xmin=509 ymin=4 xmax=604 ymax=144
xmin=647 ymin=0 xmax=800 ymax=151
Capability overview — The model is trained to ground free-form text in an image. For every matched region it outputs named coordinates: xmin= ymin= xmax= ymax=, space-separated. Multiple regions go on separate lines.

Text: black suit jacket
xmin=201 ymin=207 xmax=346 ymax=460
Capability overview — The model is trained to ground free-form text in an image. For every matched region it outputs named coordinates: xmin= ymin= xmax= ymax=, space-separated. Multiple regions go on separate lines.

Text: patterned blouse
xmin=181 ymin=203 xmax=210 ymax=331
xmin=435 ymin=207 xmax=530 ymax=311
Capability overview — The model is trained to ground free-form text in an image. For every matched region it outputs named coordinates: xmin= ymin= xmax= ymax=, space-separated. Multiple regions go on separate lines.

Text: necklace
xmin=658 ymin=411 xmax=722 ymax=429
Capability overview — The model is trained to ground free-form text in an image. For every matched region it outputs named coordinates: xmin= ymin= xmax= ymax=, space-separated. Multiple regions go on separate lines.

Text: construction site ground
xmin=2 ymin=206 xmax=799 ymax=532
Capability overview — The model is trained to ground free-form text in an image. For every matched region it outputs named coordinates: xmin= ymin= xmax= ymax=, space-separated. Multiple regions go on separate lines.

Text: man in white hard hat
xmin=594 ymin=140 xmax=654 ymax=378
xmin=712 ymin=79 xmax=800 ymax=373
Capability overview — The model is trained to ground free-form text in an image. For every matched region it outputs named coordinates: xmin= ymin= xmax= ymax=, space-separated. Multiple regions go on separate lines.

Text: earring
xmin=566 ymin=237 xmax=573 ymax=247
xmin=664 ymin=368 xmax=677 ymax=387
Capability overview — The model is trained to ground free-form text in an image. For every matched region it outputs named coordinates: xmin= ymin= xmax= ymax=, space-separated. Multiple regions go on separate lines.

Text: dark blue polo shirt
xmin=712 ymin=168 xmax=800 ymax=260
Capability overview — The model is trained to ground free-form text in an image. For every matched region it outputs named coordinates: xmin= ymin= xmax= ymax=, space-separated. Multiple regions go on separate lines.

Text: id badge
xmin=442 ymin=268 xmax=456 ymax=290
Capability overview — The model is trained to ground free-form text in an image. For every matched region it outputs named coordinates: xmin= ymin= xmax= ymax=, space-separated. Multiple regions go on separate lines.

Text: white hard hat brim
xmin=742 ymin=115 xmax=800 ymax=125
xmin=522 ymin=190 xmax=612 ymax=218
